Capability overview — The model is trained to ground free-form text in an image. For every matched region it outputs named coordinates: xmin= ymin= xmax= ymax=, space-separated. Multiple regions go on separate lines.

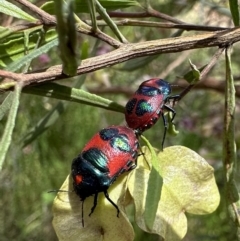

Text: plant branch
xmin=106 ymin=7 xmax=185 ymax=24
xmin=13 ymin=0 xmax=122 ymax=48
xmin=106 ymin=11 xmax=151 ymax=19
xmin=1 ymin=27 xmax=240 ymax=89
xmin=107 ymin=6 xmax=185 ymax=24
xmin=0 ymin=70 xmax=23 ymax=81
xmin=176 ymin=47 xmax=225 ymax=100
xmin=14 ymin=0 xmax=56 ymax=25
xmin=85 ymin=19 xmax=228 ymax=31
xmin=87 ymin=78 xmax=240 ymax=98
xmin=146 ymin=6 xmax=186 ymax=24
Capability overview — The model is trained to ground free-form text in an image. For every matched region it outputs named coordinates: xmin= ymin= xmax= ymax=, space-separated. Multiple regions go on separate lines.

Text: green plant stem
xmin=95 ymin=0 xmax=128 ymax=43
xmin=223 ymin=46 xmax=240 ymax=239
xmin=87 ymin=0 xmax=98 ymax=32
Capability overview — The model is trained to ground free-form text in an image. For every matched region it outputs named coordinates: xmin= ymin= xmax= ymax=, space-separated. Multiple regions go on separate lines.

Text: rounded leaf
xmin=128 ymin=146 xmax=220 ymax=240
xmin=52 ymin=175 xmax=134 ymax=241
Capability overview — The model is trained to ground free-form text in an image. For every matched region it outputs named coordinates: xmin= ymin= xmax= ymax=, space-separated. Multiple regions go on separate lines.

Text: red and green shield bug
xmin=71 ymin=125 xmax=139 ymax=226
xmin=125 ymin=78 xmax=179 ymax=149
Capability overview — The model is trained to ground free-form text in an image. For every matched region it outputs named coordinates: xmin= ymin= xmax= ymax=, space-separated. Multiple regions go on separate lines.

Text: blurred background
xmin=1 ymin=0 xmax=240 ymax=240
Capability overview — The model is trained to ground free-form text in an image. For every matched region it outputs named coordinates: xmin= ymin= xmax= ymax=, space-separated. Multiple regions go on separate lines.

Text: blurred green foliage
xmin=0 ymin=0 xmax=240 ymax=241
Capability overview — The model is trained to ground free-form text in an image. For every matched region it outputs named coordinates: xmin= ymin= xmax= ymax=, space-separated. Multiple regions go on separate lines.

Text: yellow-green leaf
xmin=0 ymin=0 xmax=36 ymax=22
xmin=52 ymin=175 xmax=134 ymax=241
xmin=128 ymin=146 xmax=220 ymax=240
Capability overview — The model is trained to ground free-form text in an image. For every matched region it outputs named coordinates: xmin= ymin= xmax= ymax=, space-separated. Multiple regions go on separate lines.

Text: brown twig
xmin=87 ymin=78 xmax=240 ymax=98
xmin=13 ymin=0 xmax=122 ymax=48
xmin=14 ymin=0 xmax=56 ymax=25
xmin=146 ymin=6 xmax=185 ymax=24
xmin=176 ymin=47 xmax=225 ymax=100
xmin=3 ymin=1 xmax=240 ymax=92
xmin=176 ymin=78 xmax=240 ymax=98
xmin=106 ymin=8 xmax=184 ymax=24
xmin=105 ymin=11 xmax=151 ymax=19
xmin=1 ymin=28 xmax=240 ymax=89
xmin=85 ymin=19 xmax=228 ymax=31
xmin=0 ymin=70 xmax=23 ymax=81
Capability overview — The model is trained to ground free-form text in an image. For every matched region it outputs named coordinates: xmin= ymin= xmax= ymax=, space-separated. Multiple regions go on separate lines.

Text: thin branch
xmin=0 ymin=70 xmax=23 ymax=81
xmin=105 ymin=11 xmax=151 ymax=19
xmin=13 ymin=0 xmax=56 ymax=25
xmin=1 ymin=27 xmax=240 ymax=89
xmin=175 ymin=78 xmax=240 ymax=98
xmin=146 ymin=6 xmax=185 ymax=24
xmin=106 ymin=8 xmax=185 ymax=24
xmin=13 ymin=0 xmax=122 ymax=48
xmin=85 ymin=19 xmax=228 ymax=31
xmin=87 ymin=78 xmax=240 ymax=98
xmin=177 ymin=47 xmax=225 ymax=100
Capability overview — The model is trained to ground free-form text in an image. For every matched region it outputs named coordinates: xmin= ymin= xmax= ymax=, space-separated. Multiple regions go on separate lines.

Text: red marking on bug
xmin=75 ymin=175 xmax=83 ymax=185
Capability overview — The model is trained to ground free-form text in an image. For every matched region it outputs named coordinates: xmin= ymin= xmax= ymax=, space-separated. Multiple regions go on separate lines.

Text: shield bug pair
xmin=71 ymin=125 xmax=139 ymax=226
xmin=125 ymin=78 xmax=180 ymax=149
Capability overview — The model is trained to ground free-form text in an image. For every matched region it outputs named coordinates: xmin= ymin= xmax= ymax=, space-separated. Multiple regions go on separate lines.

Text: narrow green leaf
xmin=223 ymin=47 xmax=240 ymax=225
xmin=54 ymin=0 xmax=79 ymax=76
xmin=41 ymin=0 xmax=139 ymax=14
xmin=141 ymin=136 xmax=159 ymax=172
xmin=0 ymin=93 xmax=13 ymax=121
xmin=0 ymin=26 xmax=14 ymax=39
xmin=0 ymin=0 xmax=37 ymax=22
xmin=96 ymin=0 xmax=128 ymax=43
xmin=23 ymin=83 xmax=125 ymax=113
xmin=5 ymin=38 xmax=58 ymax=72
xmin=87 ymin=0 xmax=98 ymax=31
xmin=0 ymin=83 xmax=22 ymax=171
xmin=229 ymin=0 xmax=240 ymax=26
xmin=141 ymin=136 xmax=163 ymax=230
xmin=0 ymin=26 xmax=31 ymax=42
xmin=0 ymin=28 xmax=57 ymax=68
